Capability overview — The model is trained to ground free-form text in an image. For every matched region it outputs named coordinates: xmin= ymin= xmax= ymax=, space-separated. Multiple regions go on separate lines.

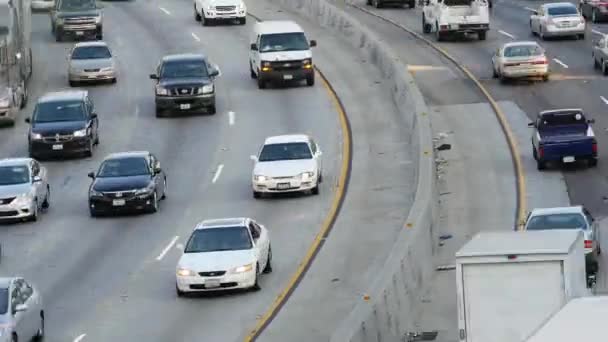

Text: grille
xmin=271 ymin=176 xmax=296 ymax=180
xmin=199 ymin=271 xmax=226 ymax=277
xmin=101 ymin=191 xmax=136 ymax=199
xmin=0 ymin=211 xmax=18 ymax=217
xmin=170 ymin=87 xmax=199 ymax=96
xmin=215 ymin=5 xmax=236 ymax=11
xmin=64 ymin=17 xmax=96 ymax=25
xmin=0 ymin=197 xmax=15 ymax=205
xmin=42 ymin=134 xmax=74 ymax=143
xmin=269 ymin=60 xmax=303 ymax=71
xmin=84 ymin=68 xmax=100 ymax=72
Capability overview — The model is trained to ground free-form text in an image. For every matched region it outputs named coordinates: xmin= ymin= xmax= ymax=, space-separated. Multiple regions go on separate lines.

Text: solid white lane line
xmin=74 ymin=334 xmax=87 ymax=342
xmin=212 ymin=164 xmax=224 ymax=184
xmin=159 ymin=7 xmax=171 ymax=15
xmin=553 ymin=58 xmax=569 ymax=68
xmin=524 ymin=6 xmax=536 ymax=11
xmin=156 ymin=236 xmax=179 ymax=261
xmin=228 ymin=111 xmax=235 ymax=126
xmin=601 ymin=96 xmax=608 ymax=105
xmin=191 ymin=32 xmax=201 ymax=42
xmin=498 ymin=30 xmax=516 ymax=39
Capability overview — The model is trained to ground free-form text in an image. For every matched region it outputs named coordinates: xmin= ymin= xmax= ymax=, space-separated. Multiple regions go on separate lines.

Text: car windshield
xmin=184 ymin=226 xmax=253 ymax=253
xmin=0 ymin=288 xmax=6 ymax=315
xmin=504 ymin=45 xmax=543 ymax=57
xmin=33 ymin=100 xmax=86 ymax=123
xmin=97 ymin=157 xmax=150 ymax=177
xmin=526 ymin=213 xmax=588 ymax=230
xmin=71 ymin=46 xmax=111 ymax=60
xmin=59 ymin=0 xmax=96 ymax=11
xmin=547 ymin=6 xmax=578 ymax=16
xmin=259 ymin=32 xmax=309 ymax=53
xmin=0 ymin=166 xmax=29 ymax=186
xmin=160 ymin=60 xmax=208 ymax=78
xmin=258 ymin=142 xmax=312 ymax=162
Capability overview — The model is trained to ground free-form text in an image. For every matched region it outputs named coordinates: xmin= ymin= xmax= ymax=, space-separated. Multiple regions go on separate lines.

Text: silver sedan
xmin=530 ymin=2 xmax=586 ymax=40
xmin=0 ymin=277 xmax=45 ymax=342
xmin=68 ymin=41 xmax=117 ymax=86
xmin=492 ymin=41 xmax=550 ymax=82
xmin=0 ymin=158 xmax=50 ymax=222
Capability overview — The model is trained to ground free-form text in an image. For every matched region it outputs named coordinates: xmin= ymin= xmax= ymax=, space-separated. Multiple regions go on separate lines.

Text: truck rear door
xmin=462 ymin=261 xmax=567 ymax=342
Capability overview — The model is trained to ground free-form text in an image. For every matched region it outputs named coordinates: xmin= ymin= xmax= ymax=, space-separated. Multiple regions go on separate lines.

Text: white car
xmin=175 ymin=217 xmax=272 ymax=296
xmin=193 ymin=0 xmax=246 ymax=26
xmin=492 ymin=41 xmax=550 ymax=82
xmin=250 ymin=134 xmax=323 ymax=198
xmin=0 ymin=158 xmax=50 ymax=222
xmin=530 ymin=2 xmax=586 ymax=40
xmin=0 ymin=277 xmax=45 ymax=342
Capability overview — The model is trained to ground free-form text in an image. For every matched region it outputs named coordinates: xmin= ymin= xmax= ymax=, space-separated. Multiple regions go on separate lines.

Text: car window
xmin=584 ymin=209 xmax=594 ymax=225
xmin=0 ymin=165 xmax=30 ymax=185
xmin=249 ymin=222 xmax=261 ymax=239
xmin=59 ymin=0 xmax=96 ymax=11
xmin=539 ymin=111 xmax=586 ymax=128
xmin=149 ymin=154 xmax=157 ymax=171
xmin=309 ymin=140 xmax=317 ymax=154
xmin=184 ymin=226 xmax=253 ymax=253
xmin=547 ymin=5 xmax=578 ymax=16
xmin=258 ymin=142 xmax=313 ymax=161
xmin=71 ymin=46 xmax=112 ymax=60
xmin=160 ymin=60 xmax=209 ymax=78
xmin=0 ymin=288 xmax=8 ymax=315
xmin=504 ymin=45 xmax=543 ymax=57
xmin=33 ymin=100 xmax=87 ymax=123
xmin=526 ymin=213 xmax=588 ymax=230
xmin=259 ymin=32 xmax=309 ymax=53
xmin=86 ymin=97 xmax=93 ymax=114
xmin=97 ymin=157 xmax=151 ymax=177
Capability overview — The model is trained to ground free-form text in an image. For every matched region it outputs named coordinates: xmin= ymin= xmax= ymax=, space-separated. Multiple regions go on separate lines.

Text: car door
xmin=531 ymin=116 xmax=541 ymax=151
xmin=248 ymin=222 xmax=265 ymax=269
xmin=149 ymin=154 xmax=163 ymax=198
xmin=583 ymin=208 xmax=599 ymax=246
xmin=252 ymin=34 xmax=262 ymax=72
xmin=492 ymin=47 xmax=502 ymax=73
xmin=30 ymin=161 xmax=44 ymax=207
xmin=85 ymin=96 xmax=98 ymax=141
xmin=252 ymin=221 xmax=269 ymax=267
xmin=10 ymin=281 xmax=28 ymax=339
xmin=309 ymin=139 xmax=323 ymax=175
xmin=18 ymin=279 xmax=38 ymax=338
xmin=599 ymin=38 xmax=608 ymax=65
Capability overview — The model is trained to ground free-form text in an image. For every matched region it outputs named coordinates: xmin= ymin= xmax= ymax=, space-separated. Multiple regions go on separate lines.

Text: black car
xmin=26 ymin=90 xmax=99 ymax=159
xmin=87 ymin=151 xmax=167 ymax=217
xmin=150 ymin=53 xmax=220 ymax=117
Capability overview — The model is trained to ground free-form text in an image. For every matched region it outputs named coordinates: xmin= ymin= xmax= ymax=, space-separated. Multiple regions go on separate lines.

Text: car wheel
xmin=540 ymin=26 xmax=546 ymax=40
xmin=589 ymin=158 xmax=598 ymax=167
xmin=537 ymin=160 xmax=546 ymax=170
xmin=30 ymin=200 xmax=38 ymax=222
xmin=594 ymin=54 xmax=599 ymax=69
xmin=111 ymin=77 xmax=117 ymax=84
xmin=603 ymin=61 xmax=608 ymax=75
xmin=11 ymin=333 xmax=16 ymax=342
xmin=55 ymin=32 xmax=62 ymax=42
xmin=578 ymin=33 xmax=585 ymax=40
xmin=436 ymin=23 xmax=444 ymax=41
xmin=593 ymin=9 xmax=598 ymax=23
xmin=598 ymin=243 xmax=602 ymax=255
xmin=252 ymin=264 xmax=261 ymax=291
xmin=89 ymin=207 xmax=98 ymax=218
xmin=492 ymin=65 xmax=498 ymax=78
xmin=250 ymin=62 xmax=257 ymax=79
xmin=311 ymin=184 xmax=320 ymax=195
xmin=208 ymin=105 xmax=216 ymax=114
xmin=239 ymin=17 xmax=246 ymax=25
xmin=542 ymin=74 xmax=549 ymax=82
xmin=84 ymin=139 xmax=94 ymax=157
xmin=478 ymin=30 xmax=487 ymax=40
xmin=263 ymin=245 xmax=273 ymax=274
xmin=69 ymin=80 xmax=77 ymax=87
xmin=318 ymin=171 xmax=323 ymax=183
xmin=408 ymin=0 xmax=415 ymax=8
xmin=257 ymin=77 xmax=266 ymax=89
xmin=253 ymin=191 xmax=262 ymax=199
xmin=202 ymin=14 xmax=211 ymax=26
xmin=42 ymin=185 xmax=50 ymax=209
xmin=149 ymin=192 xmax=159 ymax=213
xmin=19 ymin=84 xmax=27 ymax=109
xmin=306 ymin=74 xmax=315 ymax=86
xmin=194 ymin=4 xmax=202 ymax=21
xmin=35 ymin=312 xmax=44 ymax=340
xmin=176 ymin=283 xmax=185 ymax=297
xmin=161 ymin=177 xmax=167 ymax=199
xmin=422 ymin=15 xmax=431 ymax=34
xmin=155 ymin=108 xmax=166 ymax=118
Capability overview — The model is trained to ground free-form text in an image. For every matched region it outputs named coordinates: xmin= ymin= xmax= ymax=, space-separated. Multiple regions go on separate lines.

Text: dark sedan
xmin=26 ymin=90 xmax=99 ymax=159
xmin=150 ymin=53 xmax=220 ymax=117
xmin=87 ymin=151 xmax=167 ymax=217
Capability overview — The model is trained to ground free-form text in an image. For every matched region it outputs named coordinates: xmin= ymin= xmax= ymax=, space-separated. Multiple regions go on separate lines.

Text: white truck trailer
xmin=525 ymin=296 xmax=608 ymax=341
xmin=455 ymin=230 xmax=589 ymax=342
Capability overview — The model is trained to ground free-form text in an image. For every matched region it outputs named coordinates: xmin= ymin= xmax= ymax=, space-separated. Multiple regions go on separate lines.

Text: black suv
xmin=150 ymin=53 xmax=220 ymax=117
xmin=25 ymin=90 xmax=99 ymax=159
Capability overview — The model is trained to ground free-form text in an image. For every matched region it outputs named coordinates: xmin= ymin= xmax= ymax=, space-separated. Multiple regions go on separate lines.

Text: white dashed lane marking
xmin=159 ymin=7 xmax=171 ymax=15
xmin=553 ymin=58 xmax=569 ymax=68
xmin=156 ymin=236 xmax=179 ymax=261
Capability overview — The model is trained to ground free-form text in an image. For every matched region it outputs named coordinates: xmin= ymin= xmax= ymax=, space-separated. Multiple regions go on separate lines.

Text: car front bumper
xmin=57 ymin=24 xmax=101 ymax=37
xmin=69 ymin=69 xmax=116 ymax=82
xmin=176 ymin=269 xmax=256 ymax=292
xmin=89 ymin=192 xmax=155 ymax=214
xmin=545 ymin=24 xmax=585 ymax=36
xmin=0 ymin=200 xmax=36 ymax=220
xmin=30 ymin=136 xmax=92 ymax=156
xmin=203 ymin=9 xmax=247 ymax=19
xmin=253 ymin=175 xmax=318 ymax=193
xmin=0 ymin=106 xmax=16 ymax=124
xmin=258 ymin=68 xmax=314 ymax=82
xmin=155 ymin=94 xmax=215 ymax=112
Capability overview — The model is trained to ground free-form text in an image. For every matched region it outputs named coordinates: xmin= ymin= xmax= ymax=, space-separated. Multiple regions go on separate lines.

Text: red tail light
xmin=593 ymin=141 xmax=598 ymax=154
xmin=585 ymin=240 xmax=593 ymax=249
xmin=532 ymin=58 xmax=548 ymax=65
xmin=538 ymin=146 xmax=544 ymax=158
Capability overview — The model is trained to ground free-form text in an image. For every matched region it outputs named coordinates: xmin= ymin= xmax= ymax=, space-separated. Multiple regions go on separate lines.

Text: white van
xmin=249 ymin=20 xmax=317 ymax=89
xmin=194 ymin=0 xmax=247 ymax=26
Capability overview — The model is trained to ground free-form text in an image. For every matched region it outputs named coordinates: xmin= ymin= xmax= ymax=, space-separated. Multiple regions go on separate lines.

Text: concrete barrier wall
xmin=258 ymin=0 xmax=439 ymax=340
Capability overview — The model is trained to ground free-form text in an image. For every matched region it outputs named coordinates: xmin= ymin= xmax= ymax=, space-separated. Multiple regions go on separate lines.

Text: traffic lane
xmin=38 ymin=1 xmax=342 ymax=341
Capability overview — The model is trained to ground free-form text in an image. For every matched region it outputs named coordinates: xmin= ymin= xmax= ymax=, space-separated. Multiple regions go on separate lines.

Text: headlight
xmin=135 ymin=184 xmax=155 ymax=196
xmin=254 ymin=175 xmax=267 ymax=182
xmin=95 ymin=15 xmax=102 ymax=24
xmin=30 ymin=132 xmax=42 ymax=140
xmin=156 ymin=85 xmax=169 ymax=96
xmin=13 ymin=194 xmax=33 ymax=207
xmin=73 ymin=128 xmax=87 ymax=137
xmin=302 ymin=59 xmax=313 ymax=69
xmin=262 ymin=61 xmax=271 ymax=67
xmin=177 ymin=268 xmax=195 ymax=276
xmin=0 ymin=97 xmax=9 ymax=108
xmin=231 ymin=263 xmax=253 ymax=273
xmin=199 ymin=84 xmax=214 ymax=94
xmin=89 ymin=189 xmax=102 ymax=197
xmin=300 ymin=171 xmax=315 ymax=180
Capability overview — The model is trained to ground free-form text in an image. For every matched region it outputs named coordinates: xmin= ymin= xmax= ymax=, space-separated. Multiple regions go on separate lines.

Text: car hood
xmin=57 ymin=10 xmax=99 ymax=17
xmin=253 ymin=159 xmax=316 ymax=177
xmin=70 ymin=58 xmax=113 ymax=71
xmin=159 ymin=77 xmax=212 ymax=88
xmin=31 ymin=121 xmax=86 ymax=135
xmin=92 ymin=175 xmax=152 ymax=192
xmin=178 ymin=249 xmax=256 ymax=272
xmin=259 ymin=50 xmax=312 ymax=61
xmin=0 ymin=184 xmax=32 ymax=198
xmin=210 ymin=0 xmax=243 ymax=6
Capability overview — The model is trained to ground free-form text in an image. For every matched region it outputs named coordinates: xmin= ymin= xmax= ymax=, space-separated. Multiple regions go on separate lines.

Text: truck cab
xmin=529 ymin=108 xmax=597 ymax=170
xmin=422 ymin=0 xmax=490 ymax=41
xmin=50 ymin=0 xmax=102 ymax=42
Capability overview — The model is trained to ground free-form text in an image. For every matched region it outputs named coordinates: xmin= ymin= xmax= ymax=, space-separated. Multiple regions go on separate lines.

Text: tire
xmin=239 ymin=17 xmax=246 ymax=25
xmin=176 ymin=283 xmax=185 ymax=297
xmin=35 ymin=312 xmax=44 ymax=340
xmin=155 ymin=108 xmax=166 ymax=118
xmin=589 ymin=158 xmax=598 ymax=167
xmin=55 ymin=31 xmax=62 ymax=42
xmin=84 ymin=139 xmax=94 ymax=157
xmin=30 ymin=200 xmax=38 ymax=222
xmin=148 ymin=192 xmax=159 ymax=213
xmin=578 ymin=33 xmax=585 ymax=40
xmin=492 ymin=65 xmax=498 ymax=78
xmin=89 ymin=207 xmax=98 ymax=218
xmin=69 ymin=80 xmax=77 ymax=87
xmin=373 ymin=0 xmax=382 ymax=8
xmin=202 ymin=15 xmax=211 ymax=26
xmin=436 ymin=23 xmax=444 ymax=41
xmin=111 ymin=78 xmax=117 ymax=84
xmin=593 ymin=9 xmax=598 ymax=23
xmin=499 ymin=73 xmax=507 ymax=84
xmin=42 ymin=185 xmax=50 ymax=209
xmin=19 ymin=84 xmax=27 ymax=109
xmin=11 ymin=333 xmax=16 ymax=342
xmin=263 ymin=246 xmax=273 ymax=274
xmin=318 ymin=172 xmax=323 ymax=183
xmin=422 ymin=16 xmax=431 ymax=34
xmin=94 ymin=131 xmax=100 ymax=145
xmin=367 ymin=0 xmax=371 ymax=4
xmin=602 ymin=61 xmax=608 ymax=75
xmin=537 ymin=160 xmax=546 ymax=170
xmin=208 ymin=105 xmax=216 ymax=114
xmin=253 ymin=191 xmax=261 ymax=199
xmin=96 ymin=33 xmax=102 ymax=40
xmin=194 ymin=5 xmax=202 ymax=21
xmin=251 ymin=264 xmax=261 ymax=291
xmin=408 ymin=0 xmax=415 ymax=8
xmin=306 ymin=74 xmax=315 ymax=86
xmin=542 ymin=74 xmax=549 ymax=82
xmin=257 ymin=77 xmax=266 ymax=89
xmin=161 ymin=177 xmax=167 ymax=199
xmin=250 ymin=62 xmax=257 ymax=79
xmin=478 ymin=30 xmax=487 ymax=41
xmin=311 ymin=184 xmax=320 ymax=195
xmin=594 ymin=54 xmax=599 ymax=69
xmin=540 ymin=26 xmax=546 ymax=40
xmin=598 ymin=243 xmax=602 ymax=255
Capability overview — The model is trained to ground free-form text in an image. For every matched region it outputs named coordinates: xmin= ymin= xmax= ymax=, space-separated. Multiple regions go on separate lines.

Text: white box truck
xmin=525 ymin=296 xmax=608 ymax=341
xmin=455 ymin=230 xmax=589 ymax=342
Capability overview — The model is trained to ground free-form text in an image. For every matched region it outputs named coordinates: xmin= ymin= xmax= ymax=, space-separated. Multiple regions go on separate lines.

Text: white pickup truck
xmin=422 ymin=0 xmax=490 ymax=41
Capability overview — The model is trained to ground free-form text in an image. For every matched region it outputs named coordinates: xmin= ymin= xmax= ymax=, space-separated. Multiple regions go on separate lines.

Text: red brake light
xmin=539 ymin=146 xmax=544 ymax=158
xmin=532 ymin=58 xmax=548 ymax=65
xmin=585 ymin=240 xmax=593 ymax=249
xmin=593 ymin=141 xmax=598 ymax=154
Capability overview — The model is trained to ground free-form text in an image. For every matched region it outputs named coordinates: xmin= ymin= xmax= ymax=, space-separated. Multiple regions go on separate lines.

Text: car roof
xmin=38 ymin=90 xmax=87 ymax=103
xmin=0 ymin=278 xmax=13 ymax=288
xmin=503 ymin=41 xmax=540 ymax=48
xmin=195 ymin=218 xmax=249 ymax=230
xmin=255 ymin=20 xmax=304 ymax=34
xmin=264 ymin=134 xmax=311 ymax=145
xmin=0 ymin=158 xmax=32 ymax=167
xmin=162 ymin=53 xmax=207 ymax=63
xmin=544 ymin=2 xmax=576 ymax=8
xmin=529 ymin=206 xmax=585 ymax=216
xmin=103 ymin=151 xmax=150 ymax=161
xmin=73 ymin=41 xmax=109 ymax=48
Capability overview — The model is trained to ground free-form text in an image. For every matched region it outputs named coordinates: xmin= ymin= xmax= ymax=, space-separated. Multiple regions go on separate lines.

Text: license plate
xmin=205 ymin=280 xmax=220 ymax=288
xmin=52 ymin=144 xmax=63 ymax=150
xmin=180 ymin=103 xmax=191 ymax=110
xmin=75 ymin=31 xmax=84 ymax=35
xmin=277 ymin=182 xmax=290 ymax=189
xmin=112 ymin=199 xmax=126 ymax=206
xmin=563 ymin=156 xmax=575 ymax=163
xmin=283 ymin=74 xmax=293 ymax=80
xmin=87 ymin=75 xmax=97 ymax=79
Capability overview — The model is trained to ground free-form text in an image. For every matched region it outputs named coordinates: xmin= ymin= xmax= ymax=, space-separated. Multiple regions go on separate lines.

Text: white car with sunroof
xmin=250 ymin=134 xmax=323 ymax=198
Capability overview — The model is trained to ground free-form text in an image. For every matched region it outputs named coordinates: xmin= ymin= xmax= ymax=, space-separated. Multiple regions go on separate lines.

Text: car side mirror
xmin=87 ymin=171 xmax=95 ymax=179
xmin=309 ymin=40 xmax=317 ymax=47
xmin=14 ymin=304 xmax=27 ymax=314
xmin=209 ymin=67 xmax=219 ymax=77
xmin=32 ymin=175 xmax=42 ymax=183
xmin=250 ymin=155 xmax=258 ymax=162
xmin=149 ymin=74 xmax=158 ymax=80
xmin=154 ymin=166 xmax=162 ymax=174
xmin=91 ymin=113 xmax=98 ymax=119
xmin=588 ymin=119 xmax=596 ymax=124
xmin=317 ymin=150 xmax=323 ymax=156
xmin=250 ymin=43 xmax=258 ymax=51
xmin=528 ymin=122 xmax=535 ymax=127
xmin=24 ymin=117 xmax=30 ymax=123
xmin=532 ymin=10 xmax=538 ymax=15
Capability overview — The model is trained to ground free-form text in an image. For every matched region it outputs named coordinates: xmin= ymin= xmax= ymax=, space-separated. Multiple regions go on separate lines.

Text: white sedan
xmin=250 ymin=134 xmax=323 ymax=198
xmin=0 ymin=158 xmax=50 ymax=222
xmin=530 ymin=2 xmax=586 ymax=40
xmin=492 ymin=41 xmax=550 ymax=82
xmin=175 ymin=217 xmax=272 ymax=296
